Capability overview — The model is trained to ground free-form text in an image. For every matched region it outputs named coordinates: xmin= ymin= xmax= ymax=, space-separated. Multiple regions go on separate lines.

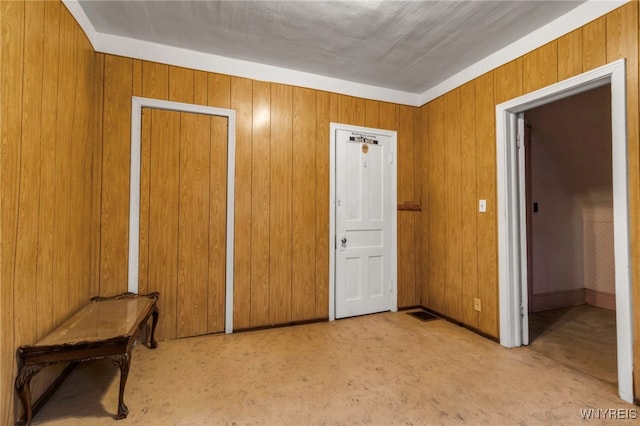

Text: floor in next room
xmin=31 ymin=309 xmax=634 ymax=425
xmin=528 ymin=304 xmax=617 ymax=385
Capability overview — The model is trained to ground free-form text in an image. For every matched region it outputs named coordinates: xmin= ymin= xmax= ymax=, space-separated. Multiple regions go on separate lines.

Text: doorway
xmin=525 ymin=85 xmax=617 ymax=385
xmin=128 ymin=97 xmax=236 ymax=336
xmin=496 ymin=60 xmax=633 ymax=403
xmin=329 ymin=123 xmax=398 ymax=320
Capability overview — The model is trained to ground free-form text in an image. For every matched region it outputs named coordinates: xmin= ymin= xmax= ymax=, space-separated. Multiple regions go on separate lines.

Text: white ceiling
xmin=72 ymin=1 xmax=622 ymax=104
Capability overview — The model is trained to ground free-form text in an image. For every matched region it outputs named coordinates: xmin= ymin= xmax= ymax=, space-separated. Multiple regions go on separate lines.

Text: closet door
xmin=139 ymin=108 xmax=227 ymax=340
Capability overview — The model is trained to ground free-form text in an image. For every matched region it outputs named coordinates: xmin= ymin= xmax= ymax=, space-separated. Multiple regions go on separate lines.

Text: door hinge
xmin=520 ymin=303 xmax=525 ymax=317
xmin=334 ymin=235 xmax=337 ymax=249
xmin=389 ymin=153 xmax=394 ymax=164
xmin=516 ymin=133 xmax=522 ymax=149
xmin=389 ymin=281 xmax=394 ymax=293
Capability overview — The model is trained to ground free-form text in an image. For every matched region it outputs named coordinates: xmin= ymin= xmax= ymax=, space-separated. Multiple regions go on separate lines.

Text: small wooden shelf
xmin=397 ymin=201 xmax=421 ymax=211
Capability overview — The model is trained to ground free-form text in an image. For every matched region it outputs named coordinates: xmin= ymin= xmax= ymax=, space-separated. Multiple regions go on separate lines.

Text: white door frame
xmin=128 ymin=96 xmax=236 ymax=334
xmin=329 ymin=123 xmax=398 ymax=320
xmin=496 ymin=59 xmax=633 ymax=403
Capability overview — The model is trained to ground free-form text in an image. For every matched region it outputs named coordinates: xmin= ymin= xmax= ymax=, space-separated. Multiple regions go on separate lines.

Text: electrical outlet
xmin=474 ymin=298 xmax=482 ymax=312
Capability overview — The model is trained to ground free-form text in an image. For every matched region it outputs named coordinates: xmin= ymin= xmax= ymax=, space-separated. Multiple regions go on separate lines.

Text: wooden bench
xmin=15 ymin=292 xmax=159 ymax=426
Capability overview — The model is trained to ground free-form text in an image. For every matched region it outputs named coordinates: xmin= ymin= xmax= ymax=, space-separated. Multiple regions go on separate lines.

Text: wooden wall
xmin=96 ymin=58 xmax=422 ymax=330
xmin=416 ymin=2 xmax=640 ymax=393
xmin=0 ymin=1 xmax=102 ymax=423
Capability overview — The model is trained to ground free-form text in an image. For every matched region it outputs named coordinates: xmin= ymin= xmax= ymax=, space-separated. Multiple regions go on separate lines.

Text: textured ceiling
xmin=77 ymin=0 xmax=586 ymax=94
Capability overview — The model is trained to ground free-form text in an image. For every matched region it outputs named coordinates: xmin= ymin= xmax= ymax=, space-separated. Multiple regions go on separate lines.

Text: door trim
xmin=128 ymin=96 xmax=236 ymax=334
xmin=329 ymin=123 xmax=398 ymax=320
xmin=495 ymin=59 xmax=633 ymax=403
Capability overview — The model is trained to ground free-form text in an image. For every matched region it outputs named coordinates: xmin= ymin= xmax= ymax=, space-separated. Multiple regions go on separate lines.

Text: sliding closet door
xmin=140 ymin=108 xmax=227 ymax=340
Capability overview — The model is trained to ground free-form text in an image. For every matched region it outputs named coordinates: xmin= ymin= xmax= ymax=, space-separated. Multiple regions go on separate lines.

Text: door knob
xmin=341 ymin=237 xmax=347 ymax=247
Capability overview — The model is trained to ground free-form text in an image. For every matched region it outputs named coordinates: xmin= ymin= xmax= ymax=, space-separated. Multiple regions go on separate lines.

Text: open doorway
xmin=524 ymin=85 xmax=616 ymax=385
xmin=496 ymin=59 xmax=633 ymax=403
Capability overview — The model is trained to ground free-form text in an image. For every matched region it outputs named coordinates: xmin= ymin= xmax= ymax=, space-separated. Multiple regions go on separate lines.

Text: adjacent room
xmin=1 ymin=0 xmax=639 ymax=424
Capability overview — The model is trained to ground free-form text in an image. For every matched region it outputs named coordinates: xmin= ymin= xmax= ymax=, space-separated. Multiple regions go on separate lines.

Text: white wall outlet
xmin=479 ymin=199 xmax=487 ymax=213
xmin=474 ymin=298 xmax=482 ymax=312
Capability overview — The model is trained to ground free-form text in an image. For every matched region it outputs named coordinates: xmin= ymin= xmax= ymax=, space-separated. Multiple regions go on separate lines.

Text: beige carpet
xmin=31 ymin=310 xmax=635 ymax=425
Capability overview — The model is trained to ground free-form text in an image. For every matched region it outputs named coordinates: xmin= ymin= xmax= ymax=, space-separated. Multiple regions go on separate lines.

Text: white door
xmin=335 ymin=128 xmax=394 ymax=318
xmin=517 ymin=113 xmax=530 ymax=345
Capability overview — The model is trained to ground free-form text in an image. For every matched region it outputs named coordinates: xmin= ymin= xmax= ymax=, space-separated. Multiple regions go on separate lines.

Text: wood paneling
xmin=177 ymin=112 xmax=211 ymax=337
xmin=428 ymin=97 xmax=446 ymax=313
xmin=251 ymin=81 xmax=271 ymax=327
xmin=558 ymin=29 xmax=583 ymax=80
xmin=444 ymin=89 xmax=462 ymax=319
xmin=523 ymin=42 xmax=558 ymax=93
xmin=1 ymin=2 xmax=100 ymax=422
xmin=583 ymin=17 xmax=607 ymax=72
xmin=315 ymin=91 xmax=330 ymax=318
xmin=398 ymin=105 xmax=417 ymax=307
xmin=101 ymin=55 xmax=132 ymax=296
xmin=460 ymin=81 xmax=478 ymax=328
xmin=474 ymin=72 xmax=498 ymax=336
xmin=230 ymin=77 xmax=253 ymax=329
xmin=147 ymin=109 xmax=180 ymax=340
xmin=292 ymin=87 xmax=317 ymax=321
xmin=269 ymin=83 xmax=293 ymax=325
xmin=417 ymin=105 xmax=430 ymax=306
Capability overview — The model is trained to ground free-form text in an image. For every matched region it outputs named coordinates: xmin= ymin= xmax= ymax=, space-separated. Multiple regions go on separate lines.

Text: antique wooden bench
xmin=15 ymin=292 xmax=159 ymax=426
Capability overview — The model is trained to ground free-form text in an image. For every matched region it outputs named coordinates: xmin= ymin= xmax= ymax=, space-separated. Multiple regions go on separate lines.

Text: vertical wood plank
xmin=194 ymin=70 xmax=208 ymax=105
xmin=52 ymin=5 xmax=78 ymax=324
xmin=412 ymin=107 xmax=423 ymax=303
xmin=90 ymin=50 xmax=103 ymax=299
xmin=148 ymin=109 xmax=181 ymax=340
xmin=100 ymin=55 xmax=132 ymax=297
xmin=139 ymin=62 xmax=169 ymax=296
xmin=169 ymin=65 xmax=194 ymax=103
xmin=207 ymin=73 xmax=231 ymax=108
xmin=132 ymin=59 xmax=143 ymax=97
xmin=230 ymin=77 xmax=252 ymax=329
xmin=523 ymin=42 xmax=558 ymax=93
xmin=428 ymin=97 xmax=446 ymax=314
xmin=557 ymin=29 xmax=583 ymax=80
xmin=177 ymin=112 xmax=210 ymax=338
xmin=379 ymin=102 xmax=397 ymax=132
xmin=416 ymin=104 xmax=429 ymax=306
xmin=494 ymin=59 xmax=523 ymax=105
xmin=207 ymin=73 xmax=230 ymax=333
xmin=356 ymin=97 xmax=366 ymax=126
xmin=398 ymin=105 xmax=416 ymax=307
xmin=269 ymin=83 xmax=293 ymax=324
xmin=251 ymin=80 xmax=271 ymax=327
xmin=606 ymin=1 xmax=639 ymax=394
xmin=14 ymin=0 xmax=44 ymax=350
xmin=37 ymin=0 xmax=60 ymax=338
xmin=582 ymin=16 xmax=607 ymax=72
xmin=293 ymin=87 xmax=317 ymax=321
xmin=444 ymin=89 xmax=463 ymax=319
xmin=0 ymin=1 xmax=24 ymax=422
xmin=208 ymin=114 xmax=228 ymax=333
xmin=460 ymin=81 xmax=479 ymax=328
xmin=315 ymin=91 xmax=331 ymax=318
xmin=364 ymin=100 xmax=379 ymax=128
xmin=475 ymin=71 xmax=498 ymax=337
xmin=337 ymin=94 xmax=358 ymax=125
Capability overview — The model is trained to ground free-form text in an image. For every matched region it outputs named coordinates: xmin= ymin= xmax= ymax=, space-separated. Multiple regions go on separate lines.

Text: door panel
xmin=336 ymin=129 xmax=392 ymax=318
xmin=142 ymin=108 xmax=227 ymax=340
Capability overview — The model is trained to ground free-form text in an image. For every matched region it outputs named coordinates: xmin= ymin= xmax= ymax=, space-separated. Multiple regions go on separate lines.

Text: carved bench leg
xmin=112 ymin=353 xmax=130 ymax=420
xmin=150 ymin=306 xmax=159 ymax=349
xmin=15 ymin=364 xmax=45 ymax=426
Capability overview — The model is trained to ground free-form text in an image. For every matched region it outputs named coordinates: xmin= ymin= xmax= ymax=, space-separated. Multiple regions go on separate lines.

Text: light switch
xmin=479 ymin=199 xmax=487 ymax=213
